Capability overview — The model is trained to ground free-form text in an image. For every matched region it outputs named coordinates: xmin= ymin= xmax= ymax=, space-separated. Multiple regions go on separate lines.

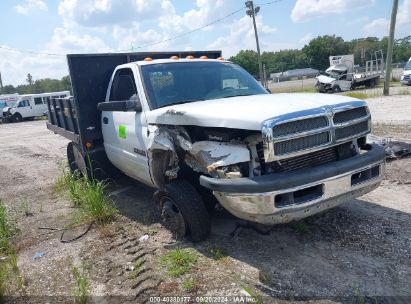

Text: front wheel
xmin=154 ymin=180 xmax=211 ymax=242
xmin=12 ymin=113 xmax=23 ymax=123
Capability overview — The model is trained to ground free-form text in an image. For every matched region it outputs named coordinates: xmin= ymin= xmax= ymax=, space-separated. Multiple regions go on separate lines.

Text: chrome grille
xmin=274 ymin=132 xmax=330 ymax=155
xmin=262 ymin=101 xmax=371 ymax=162
xmin=333 ymin=107 xmax=368 ymax=124
xmin=267 ymin=146 xmax=338 ymax=173
xmin=335 ymin=120 xmax=369 ymax=140
xmin=272 ymin=116 xmax=328 ymax=137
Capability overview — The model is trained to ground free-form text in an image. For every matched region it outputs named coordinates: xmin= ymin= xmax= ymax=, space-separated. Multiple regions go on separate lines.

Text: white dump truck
xmin=316 ymin=54 xmax=382 ymax=93
xmin=47 ymin=51 xmax=385 ymax=241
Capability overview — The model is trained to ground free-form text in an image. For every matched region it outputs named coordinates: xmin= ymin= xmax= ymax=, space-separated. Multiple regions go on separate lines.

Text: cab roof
xmin=117 ymin=58 xmax=230 ymax=68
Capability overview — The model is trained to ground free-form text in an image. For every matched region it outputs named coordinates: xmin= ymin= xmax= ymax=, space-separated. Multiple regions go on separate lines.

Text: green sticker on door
xmin=118 ymin=125 xmax=126 ymax=139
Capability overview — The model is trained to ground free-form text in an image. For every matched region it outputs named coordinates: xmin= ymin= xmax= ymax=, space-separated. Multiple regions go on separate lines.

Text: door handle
xmin=103 ymin=117 xmax=108 ymax=124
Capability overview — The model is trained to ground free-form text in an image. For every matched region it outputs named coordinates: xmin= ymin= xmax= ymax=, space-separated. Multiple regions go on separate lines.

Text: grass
xmin=72 ymin=265 xmax=90 ymax=304
xmin=295 ymin=221 xmax=311 ymax=234
xmin=130 ymin=259 xmax=144 ymax=279
xmin=0 ymin=200 xmax=16 ymax=254
xmin=242 ymin=285 xmax=263 ymax=304
xmin=355 ymin=287 xmax=366 ymax=304
xmin=343 ymin=92 xmax=369 ymax=99
xmin=56 ymin=167 xmax=117 ymax=225
xmin=181 ymin=278 xmax=199 ymax=292
xmin=20 ymin=198 xmax=32 ymax=217
xmin=208 ymin=247 xmax=226 ymax=261
xmin=160 ymin=248 xmax=198 ymax=277
xmin=0 ymin=200 xmax=20 ymax=299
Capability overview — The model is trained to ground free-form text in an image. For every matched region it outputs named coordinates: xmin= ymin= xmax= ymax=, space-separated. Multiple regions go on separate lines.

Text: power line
xmin=118 ymin=6 xmax=246 ymax=52
xmin=0 ymin=45 xmax=64 ymax=57
xmin=256 ymin=0 xmax=285 ymax=6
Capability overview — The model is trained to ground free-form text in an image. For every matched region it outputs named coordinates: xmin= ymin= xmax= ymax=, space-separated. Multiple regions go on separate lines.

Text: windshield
xmin=141 ymin=61 xmax=267 ymax=109
xmin=405 ymin=61 xmax=411 ymax=71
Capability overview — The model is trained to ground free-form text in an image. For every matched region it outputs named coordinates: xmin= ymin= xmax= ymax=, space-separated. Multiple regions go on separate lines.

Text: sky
xmin=0 ymin=0 xmax=410 ymax=86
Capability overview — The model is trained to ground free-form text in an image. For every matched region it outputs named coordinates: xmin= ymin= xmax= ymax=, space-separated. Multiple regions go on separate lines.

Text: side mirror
xmin=97 ymin=99 xmax=142 ymax=112
xmin=266 ymin=88 xmax=271 ymax=93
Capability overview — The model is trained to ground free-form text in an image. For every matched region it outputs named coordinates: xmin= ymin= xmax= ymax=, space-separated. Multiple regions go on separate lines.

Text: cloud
xmin=363 ymin=0 xmax=411 ymax=37
xmin=291 ymin=0 xmax=374 ymax=23
xmin=209 ymin=15 xmax=288 ymax=57
xmin=363 ymin=18 xmax=389 ymax=36
xmin=14 ymin=0 xmax=47 ymax=14
xmin=299 ymin=33 xmax=314 ymax=45
xmin=58 ymin=0 xmax=172 ymax=27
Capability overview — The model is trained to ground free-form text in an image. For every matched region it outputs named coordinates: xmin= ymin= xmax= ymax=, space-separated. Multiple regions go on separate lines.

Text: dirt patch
xmin=0 ymin=116 xmax=410 ymax=302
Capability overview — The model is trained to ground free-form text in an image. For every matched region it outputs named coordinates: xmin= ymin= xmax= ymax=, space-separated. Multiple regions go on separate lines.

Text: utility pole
xmin=384 ymin=0 xmax=398 ymax=96
xmin=245 ymin=1 xmax=264 ymax=87
xmin=0 ymin=72 xmax=3 ymax=95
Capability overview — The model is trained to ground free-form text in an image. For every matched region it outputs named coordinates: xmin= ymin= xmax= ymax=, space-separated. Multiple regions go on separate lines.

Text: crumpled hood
xmin=145 ymin=93 xmax=363 ymax=131
xmin=402 ymin=69 xmax=411 ymax=76
xmin=316 ymin=74 xmax=335 ymax=84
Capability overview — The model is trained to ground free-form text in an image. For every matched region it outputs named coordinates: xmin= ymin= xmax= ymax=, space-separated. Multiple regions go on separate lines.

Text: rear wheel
xmin=67 ymin=142 xmax=88 ymax=177
xmin=154 ymin=180 xmax=211 ymax=242
xmin=12 ymin=113 xmax=23 ymax=123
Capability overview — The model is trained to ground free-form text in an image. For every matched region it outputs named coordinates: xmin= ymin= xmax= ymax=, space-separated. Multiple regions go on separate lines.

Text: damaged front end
xmin=146 ymin=125 xmax=254 ymax=188
xmin=147 ymin=101 xmax=385 ymax=226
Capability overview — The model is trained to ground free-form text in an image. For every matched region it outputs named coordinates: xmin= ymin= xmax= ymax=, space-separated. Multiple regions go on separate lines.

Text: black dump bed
xmin=46 ymin=50 xmax=222 ymax=149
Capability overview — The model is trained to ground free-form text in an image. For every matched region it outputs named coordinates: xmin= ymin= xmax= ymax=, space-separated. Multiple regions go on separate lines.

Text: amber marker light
xmin=200 ymin=56 xmax=208 ymax=59
xmin=170 ymin=56 xmax=179 ymax=60
xmin=144 ymin=57 xmax=153 ymax=61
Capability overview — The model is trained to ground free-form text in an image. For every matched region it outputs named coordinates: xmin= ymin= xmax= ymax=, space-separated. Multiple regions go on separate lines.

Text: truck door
xmin=102 ymin=67 xmax=151 ymax=184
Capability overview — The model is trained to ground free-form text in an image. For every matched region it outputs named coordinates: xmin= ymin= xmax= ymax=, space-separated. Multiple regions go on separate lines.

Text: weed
xmin=397 ymin=89 xmax=410 ymax=95
xmin=130 ymin=259 xmax=144 ymax=279
xmin=0 ymin=262 xmax=7 ymax=299
xmin=160 ymin=248 xmax=198 ymax=277
xmin=241 ymin=285 xmax=263 ymax=304
xmin=355 ymin=287 xmax=366 ymax=304
xmin=56 ymin=167 xmax=117 ymax=225
xmin=182 ymin=278 xmax=198 ymax=292
xmin=0 ymin=200 xmax=16 ymax=254
xmin=39 ymin=201 xmax=44 ymax=213
xmin=343 ymin=92 xmax=369 ymax=99
xmin=75 ymin=178 xmax=117 ymax=225
xmin=295 ymin=221 xmax=311 ymax=234
xmin=72 ymin=265 xmax=89 ymax=304
xmin=20 ymin=198 xmax=33 ymax=217
xmin=208 ymin=247 xmax=226 ymax=261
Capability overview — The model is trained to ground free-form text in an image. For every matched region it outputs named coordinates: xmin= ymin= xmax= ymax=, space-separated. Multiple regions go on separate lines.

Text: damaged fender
xmin=146 ymin=125 xmax=251 ymax=187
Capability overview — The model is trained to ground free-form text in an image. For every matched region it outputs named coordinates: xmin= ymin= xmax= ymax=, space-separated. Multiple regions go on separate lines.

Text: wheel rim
xmin=160 ymin=198 xmax=186 ymax=238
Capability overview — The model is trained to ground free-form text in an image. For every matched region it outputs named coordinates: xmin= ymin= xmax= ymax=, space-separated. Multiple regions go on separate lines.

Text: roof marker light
xmin=186 ymin=55 xmax=194 ymax=59
xmin=217 ymin=56 xmax=225 ymax=60
xmin=200 ymin=55 xmax=208 ymax=59
xmin=170 ymin=55 xmax=179 ymax=60
xmin=144 ymin=57 xmax=153 ymax=61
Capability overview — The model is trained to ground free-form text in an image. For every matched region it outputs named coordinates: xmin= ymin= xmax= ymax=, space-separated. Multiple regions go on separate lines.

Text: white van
xmin=3 ymin=91 xmax=70 ymax=122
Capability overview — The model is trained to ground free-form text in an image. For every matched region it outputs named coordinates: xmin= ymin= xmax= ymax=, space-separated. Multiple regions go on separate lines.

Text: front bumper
xmin=200 ymin=144 xmax=385 ymax=225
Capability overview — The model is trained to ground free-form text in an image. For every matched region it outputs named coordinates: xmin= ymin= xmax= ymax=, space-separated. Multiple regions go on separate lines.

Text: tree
xmin=302 ymin=35 xmax=350 ymax=70
xmin=26 ymin=73 xmax=33 ymax=86
xmin=229 ymin=50 xmax=259 ymax=76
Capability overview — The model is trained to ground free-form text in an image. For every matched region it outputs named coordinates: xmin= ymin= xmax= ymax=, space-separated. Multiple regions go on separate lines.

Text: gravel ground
xmin=0 ymin=95 xmax=410 ymax=303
